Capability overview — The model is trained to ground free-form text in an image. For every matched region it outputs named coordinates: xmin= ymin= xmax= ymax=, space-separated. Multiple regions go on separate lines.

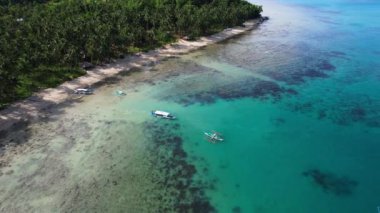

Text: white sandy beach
xmin=0 ymin=19 xmax=263 ymax=134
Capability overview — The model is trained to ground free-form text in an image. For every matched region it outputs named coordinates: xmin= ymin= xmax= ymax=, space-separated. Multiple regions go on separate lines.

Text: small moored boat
xmin=151 ymin=110 xmax=176 ymax=120
xmin=74 ymin=88 xmax=94 ymax=95
xmin=116 ymin=90 xmax=127 ymax=96
xmin=204 ymin=131 xmax=224 ymax=143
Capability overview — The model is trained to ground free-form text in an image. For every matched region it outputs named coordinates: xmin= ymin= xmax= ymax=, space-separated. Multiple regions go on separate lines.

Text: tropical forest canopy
xmin=0 ymin=0 xmax=262 ymax=108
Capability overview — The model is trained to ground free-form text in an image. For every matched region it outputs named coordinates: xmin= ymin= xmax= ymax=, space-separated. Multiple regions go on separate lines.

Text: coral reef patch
xmin=266 ymin=59 xmax=334 ymax=85
xmin=303 ymin=169 xmax=358 ymax=196
xmin=164 ymin=77 xmax=297 ymax=106
xmin=143 ymin=121 xmax=216 ymax=212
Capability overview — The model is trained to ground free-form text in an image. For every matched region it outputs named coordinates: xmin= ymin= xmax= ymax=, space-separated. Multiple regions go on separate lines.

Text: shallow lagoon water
xmin=1 ymin=0 xmax=380 ymax=212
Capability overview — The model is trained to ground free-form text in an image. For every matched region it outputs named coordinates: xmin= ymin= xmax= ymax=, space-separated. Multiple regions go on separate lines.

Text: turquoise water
xmin=121 ymin=0 xmax=380 ymax=211
xmin=157 ymin=0 xmax=380 ymax=212
xmin=1 ymin=0 xmax=380 ymax=212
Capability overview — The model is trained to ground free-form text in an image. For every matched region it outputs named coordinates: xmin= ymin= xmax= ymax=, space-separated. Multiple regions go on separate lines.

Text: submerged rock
xmin=303 ymin=169 xmax=358 ymax=196
xmin=350 ymin=106 xmax=366 ymax=121
xmin=232 ymin=206 xmax=242 ymax=213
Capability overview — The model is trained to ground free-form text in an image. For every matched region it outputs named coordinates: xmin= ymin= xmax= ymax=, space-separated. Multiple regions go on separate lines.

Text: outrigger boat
xmin=151 ymin=110 xmax=176 ymax=120
xmin=74 ymin=88 xmax=94 ymax=95
xmin=116 ymin=90 xmax=127 ymax=96
xmin=204 ymin=131 xmax=224 ymax=143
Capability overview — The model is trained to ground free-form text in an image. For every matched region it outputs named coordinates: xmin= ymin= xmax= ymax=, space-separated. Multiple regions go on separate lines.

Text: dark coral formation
xmin=268 ymin=67 xmax=331 ymax=85
xmin=268 ymin=68 xmax=326 ymax=85
xmin=166 ymin=78 xmax=297 ymax=106
xmin=266 ymin=57 xmax=335 ymax=85
xmin=288 ymin=102 xmax=313 ymax=114
xmin=143 ymin=121 xmax=216 ymax=212
xmin=214 ymin=80 xmax=286 ymax=100
xmin=317 ymin=109 xmax=327 ymax=120
xmin=302 ymin=169 xmax=358 ymax=196
xmin=331 ymin=103 xmax=379 ymax=128
xmin=328 ymin=51 xmax=347 ymax=58
xmin=271 ymin=117 xmax=286 ymax=126
xmin=286 ymin=93 xmax=380 ymax=128
xmin=350 ymin=106 xmax=366 ymax=122
xmin=366 ymin=119 xmax=380 ymax=128
xmin=317 ymin=59 xmax=336 ymax=71
xmin=232 ymin=206 xmax=242 ymax=213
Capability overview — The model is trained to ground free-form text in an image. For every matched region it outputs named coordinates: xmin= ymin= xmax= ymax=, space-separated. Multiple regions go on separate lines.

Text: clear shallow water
xmin=1 ymin=0 xmax=380 ymax=212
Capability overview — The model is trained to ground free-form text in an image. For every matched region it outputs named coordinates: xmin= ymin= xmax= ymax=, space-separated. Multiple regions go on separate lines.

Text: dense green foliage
xmin=0 ymin=0 xmax=262 ymax=108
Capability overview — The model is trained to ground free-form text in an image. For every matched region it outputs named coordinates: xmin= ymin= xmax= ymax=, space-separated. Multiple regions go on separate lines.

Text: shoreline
xmin=0 ymin=18 xmax=266 ymax=135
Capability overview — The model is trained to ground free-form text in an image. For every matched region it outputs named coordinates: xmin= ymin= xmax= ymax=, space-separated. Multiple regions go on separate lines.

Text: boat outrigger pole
xmin=204 ymin=130 xmax=224 ymax=143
